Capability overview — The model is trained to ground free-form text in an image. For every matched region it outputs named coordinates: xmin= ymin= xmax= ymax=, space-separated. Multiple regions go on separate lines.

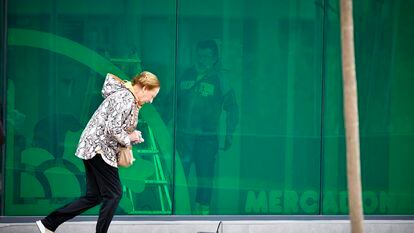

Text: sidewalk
xmin=1 ymin=220 xmax=414 ymax=233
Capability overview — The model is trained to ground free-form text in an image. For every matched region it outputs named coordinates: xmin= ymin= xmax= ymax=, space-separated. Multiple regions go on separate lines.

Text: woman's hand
xmin=129 ymin=130 xmax=144 ymax=144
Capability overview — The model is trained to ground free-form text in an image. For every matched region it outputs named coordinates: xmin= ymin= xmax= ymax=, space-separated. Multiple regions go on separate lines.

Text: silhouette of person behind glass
xmin=175 ymin=39 xmax=239 ymax=214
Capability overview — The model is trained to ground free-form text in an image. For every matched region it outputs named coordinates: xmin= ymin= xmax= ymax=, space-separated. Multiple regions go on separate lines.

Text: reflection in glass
xmin=176 ymin=39 xmax=239 ymax=214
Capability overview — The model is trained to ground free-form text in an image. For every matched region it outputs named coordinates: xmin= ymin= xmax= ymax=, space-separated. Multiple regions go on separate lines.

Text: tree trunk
xmin=340 ymin=0 xmax=365 ymax=233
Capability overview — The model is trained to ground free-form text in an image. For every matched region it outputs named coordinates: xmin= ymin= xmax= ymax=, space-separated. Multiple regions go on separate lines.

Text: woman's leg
xmin=41 ymin=158 xmax=102 ymax=232
xmin=88 ymin=154 xmax=122 ymax=233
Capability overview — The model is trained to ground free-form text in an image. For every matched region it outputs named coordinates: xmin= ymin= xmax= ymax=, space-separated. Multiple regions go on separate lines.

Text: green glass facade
xmin=0 ymin=0 xmax=413 ymax=216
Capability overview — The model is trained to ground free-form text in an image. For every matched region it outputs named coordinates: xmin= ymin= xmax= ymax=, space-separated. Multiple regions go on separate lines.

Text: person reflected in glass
xmin=35 ymin=71 xmax=160 ymax=233
xmin=176 ymin=39 xmax=239 ymax=214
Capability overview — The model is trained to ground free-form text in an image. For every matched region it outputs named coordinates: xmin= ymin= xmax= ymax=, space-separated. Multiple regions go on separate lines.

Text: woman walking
xmin=36 ymin=71 xmax=160 ymax=233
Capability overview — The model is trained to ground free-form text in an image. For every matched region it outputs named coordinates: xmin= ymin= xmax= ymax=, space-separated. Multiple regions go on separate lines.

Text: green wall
xmin=1 ymin=0 xmax=413 ymax=215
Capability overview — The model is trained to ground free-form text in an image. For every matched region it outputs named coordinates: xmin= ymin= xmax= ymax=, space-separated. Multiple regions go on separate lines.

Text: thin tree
xmin=340 ymin=0 xmax=364 ymax=233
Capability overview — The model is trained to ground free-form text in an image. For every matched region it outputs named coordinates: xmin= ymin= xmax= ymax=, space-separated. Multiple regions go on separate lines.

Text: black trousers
xmin=41 ymin=154 xmax=122 ymax=233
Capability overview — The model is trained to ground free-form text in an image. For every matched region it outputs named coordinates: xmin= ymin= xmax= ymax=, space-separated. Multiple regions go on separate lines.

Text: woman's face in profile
xmin=138 ymin=86 xmax=160 ymax=105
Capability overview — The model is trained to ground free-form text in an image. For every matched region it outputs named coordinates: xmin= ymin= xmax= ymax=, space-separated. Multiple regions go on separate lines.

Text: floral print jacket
xmin=75 ymin=73 xmax=139 ymax=167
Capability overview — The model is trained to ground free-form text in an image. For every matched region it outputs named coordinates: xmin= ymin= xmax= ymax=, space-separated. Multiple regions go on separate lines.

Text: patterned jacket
xmin=75 ymin=73 xmax=139 ymax=167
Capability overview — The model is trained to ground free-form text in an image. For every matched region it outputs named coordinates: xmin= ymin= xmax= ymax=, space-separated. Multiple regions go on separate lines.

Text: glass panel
xmin=5 ymin=0 xmax=175 ymax=215
xmin=174 ymin=0 xmax=323 ymax=215
xmin=4 ymin=0 xmax=414 ymax=217
xmin=323 ymin=0 xmax=414 ymax=215
xmin=321 ymin=0 xmax=346 ymax=215
xmin=0 ymin=0 xmax=5 ymax=215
